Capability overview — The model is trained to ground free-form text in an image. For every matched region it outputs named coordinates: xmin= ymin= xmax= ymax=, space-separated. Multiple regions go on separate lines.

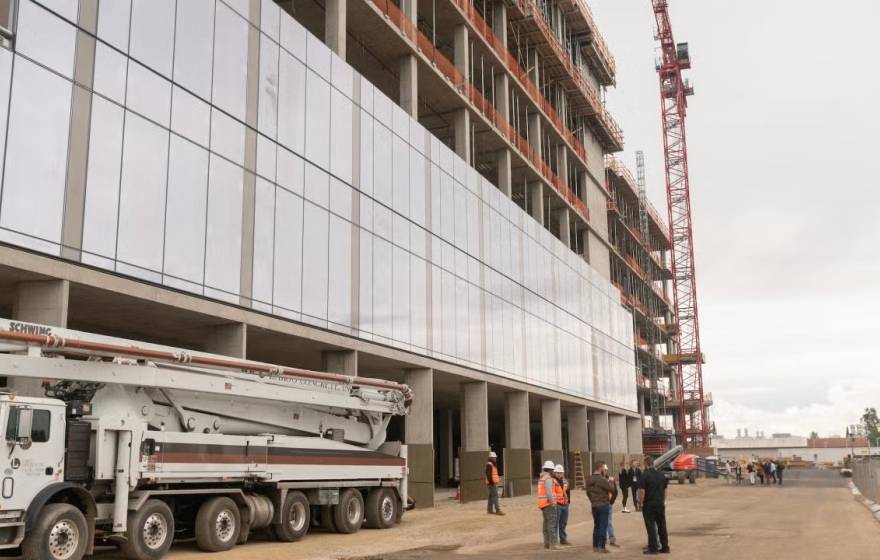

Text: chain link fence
xmin=853 ymin=459 xmax=880 ymax=501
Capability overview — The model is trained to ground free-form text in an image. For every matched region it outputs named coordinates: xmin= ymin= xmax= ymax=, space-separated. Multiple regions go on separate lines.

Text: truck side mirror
xmin=15 ymin=406 xmax=33 ymax=449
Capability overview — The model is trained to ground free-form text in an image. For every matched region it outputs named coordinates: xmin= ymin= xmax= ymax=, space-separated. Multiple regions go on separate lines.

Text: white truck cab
xmin=0 ymin=396 xmax=79 ymax=553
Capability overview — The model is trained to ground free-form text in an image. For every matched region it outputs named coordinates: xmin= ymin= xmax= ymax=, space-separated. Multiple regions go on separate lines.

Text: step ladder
xmin=572 ymin=451 xmax=587 ymax=490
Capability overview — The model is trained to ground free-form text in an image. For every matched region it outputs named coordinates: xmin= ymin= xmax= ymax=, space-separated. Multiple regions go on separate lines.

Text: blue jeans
xmin=556 ymin=504 xmax=569 ymax=543
xmin=592 ymin=504 xmax=611 ymax=549
xmin=607 ymin=509 xmax=615 ymax=541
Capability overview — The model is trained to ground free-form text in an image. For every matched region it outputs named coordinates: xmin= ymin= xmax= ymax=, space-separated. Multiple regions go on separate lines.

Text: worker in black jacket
xmin=639 ymin=456 xmax=670 ymax=554
xmin=618 ymin=462 xmax=633 ymax=513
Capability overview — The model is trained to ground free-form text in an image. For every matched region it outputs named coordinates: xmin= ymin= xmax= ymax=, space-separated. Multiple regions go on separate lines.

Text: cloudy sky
xmin=590 ymin=0 xmax=880 ymax=437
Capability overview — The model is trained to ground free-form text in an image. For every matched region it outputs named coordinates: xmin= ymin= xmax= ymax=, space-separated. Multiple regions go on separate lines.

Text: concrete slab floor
xmin=93 ymin=469 xmax=880 ymax=559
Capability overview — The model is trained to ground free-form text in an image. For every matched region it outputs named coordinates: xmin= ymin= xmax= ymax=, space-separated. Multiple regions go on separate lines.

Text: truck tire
xmin=319 ymin=505 xmax=337 ymax=532
xmin=21 ymin=503 xmax=88 ymax=560
xmin=195 ymin=497 xmax=241 ymax=552
xmin=364 ymin=488 xmax=397 ymax=529
xmin=122 ymin=499 xmax=175 ymax=560
xmin=688 ymin=471 xmax=697 ymax=484
xmin=333 ymin=489 xmax=364 ymax=534
xmin=273 ymin=491 xmax=310 ymax=542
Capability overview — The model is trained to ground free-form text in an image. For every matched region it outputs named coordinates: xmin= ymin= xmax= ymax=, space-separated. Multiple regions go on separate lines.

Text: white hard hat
xmin=554 ymin=464 xmax=565 ymax=473
xmin=488 ymin=451 xmax=497 ymax=459
xmin=543 ymin=460 xmax=556 ymax=470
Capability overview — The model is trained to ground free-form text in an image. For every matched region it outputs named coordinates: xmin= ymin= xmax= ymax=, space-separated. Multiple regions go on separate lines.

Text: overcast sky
xmin=590 ymin=0 xmax=880 ymax=438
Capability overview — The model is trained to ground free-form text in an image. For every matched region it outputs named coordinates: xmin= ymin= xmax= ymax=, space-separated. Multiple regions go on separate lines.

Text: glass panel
xmin=372 ymin=237 xmax=392 ymax=339
xmin=303 ymin=161 xmax=329 ymax=209
xmin=1 ymin=57 xmax=71 ymax=247
xmin=252 ymin=177 xmax=275 ymax=306
xmin=258 ymin=34 xmax=279 ymax=140
xmin=392 ymin=135 xmax=408 ymax=216
xmin=126 ymin=60 xmax=171 ymax=127
xmin=277 ymin=51 xmax=305 ymax=156
xmin=409 ymin=150 xmax=425 ymax=226
xmin=163 ymin=135 xmax=209 ymax=284
xmin=173 ymin=0 xmax=215 ymax=100
xmin=305 ymin=33 xmax=331 ymax=81
xmin=129 ymin=0 xmax=175 ymax=77
xmin=39 ymin=0 xmax=78 ymax=21
xmin=372 ymin=123 xmax=391 ymax=206
xmin=359 ymin=112 xmax=373 ymax=196
xmin=93 ymin=42 xmax=127 ymax=105
xmin=256 ymin=134 xmax=276 ymax=181
xmin=329 ymin=89 xmax=352 ymax=183
xmin=410 ymin=255 xmax=427 ymax=349
xmin=359 ymin=229 xmax=373 ymax=336
xmin=276 ymin=146 xmax=304 ymax=196
xmin=301 ymin=201 xmax=328 ymax=321
xmin=212 ymin=2 xmax=248 ymax=121
xmin=304 ymin=69 xmax=330 ymax=171
xmin=171 ymin=86 xmax=210 ymax=148
xmin=97 ymin=0 xmax=131 ymax=52
xmin=273 ymin=188 xmax=303 ymax=312
xmin=210 ymin=108 xmax=245 ymax=166
xmin=328 ymin=177 xmax=351 ymax=221
xmin=82 ymin=97 xmax=125 ymax=259
xmin=204 ymin=155 xmax=243 ymax=295
xmin=117 ymin=111 xmax=169 ymax=273
xmin=392 ymin=245 xmax=410 ymax=345
xmin=15 ymin=0 xmax=76 ymax=78
xmin=260 ymin=0 xmax=280 ymax=41
xmin=0 ymin=48 xmax=11 ymax=189
xmin=327 ymin=214 xmax=351 ymax=328
xmin=279 ymin=8 xmax=306 ymax=61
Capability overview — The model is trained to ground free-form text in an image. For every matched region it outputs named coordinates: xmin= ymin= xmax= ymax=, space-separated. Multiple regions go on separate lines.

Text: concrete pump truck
xmin=0 ymin=319 xmax=411 ymax=559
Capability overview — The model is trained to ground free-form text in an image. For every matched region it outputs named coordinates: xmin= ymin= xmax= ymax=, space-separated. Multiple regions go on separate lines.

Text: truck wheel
xmin=22 ymin=503 xmax=88 ymax=560
xmin=195 ymin=497 xmax=240 ymax=552
xmin=273 ymin=491 xmax=310 ymax=542
xmin=319 ymin=505 xmax=337 ymax=532
xmin=689 ymin=471 xmax=697 ymax=484
xmin=122 ymin=499 xmax=175 ymax=560
xmin=364 ymin=489 xmax=397 ymax=529
xmin=333 ymin=489 xmax=364 ymax=534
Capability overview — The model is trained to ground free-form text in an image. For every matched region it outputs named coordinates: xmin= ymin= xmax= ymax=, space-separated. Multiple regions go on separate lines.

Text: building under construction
xmin=0 ymin=0 xmax=651 ymax=507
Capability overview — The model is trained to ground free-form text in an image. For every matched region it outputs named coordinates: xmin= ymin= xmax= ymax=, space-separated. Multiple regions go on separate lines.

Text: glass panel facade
xmin=0 ymin=1 xmax=636 ymax=411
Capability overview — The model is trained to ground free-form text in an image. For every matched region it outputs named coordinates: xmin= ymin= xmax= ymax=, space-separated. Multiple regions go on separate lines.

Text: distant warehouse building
xmin=0 ymin=0 xmax=642 ymax=504
xmin=714 ymin=434 xmax=880 ymax=466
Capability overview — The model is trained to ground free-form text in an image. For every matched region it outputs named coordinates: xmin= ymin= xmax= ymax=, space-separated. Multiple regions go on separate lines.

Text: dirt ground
xmin=97 ymin=469 xmax=880 ymax=560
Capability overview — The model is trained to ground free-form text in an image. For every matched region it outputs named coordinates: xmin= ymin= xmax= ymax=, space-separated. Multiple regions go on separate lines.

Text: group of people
xmin=721 ymin=458 xmax=786 ymax=485
xmin=485 ymin=451 xmax=671 ymax=554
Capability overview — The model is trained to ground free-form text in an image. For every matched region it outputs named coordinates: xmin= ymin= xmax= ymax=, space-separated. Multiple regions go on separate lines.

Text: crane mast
xmin=652 ymin=0 xmax=708 ymax=448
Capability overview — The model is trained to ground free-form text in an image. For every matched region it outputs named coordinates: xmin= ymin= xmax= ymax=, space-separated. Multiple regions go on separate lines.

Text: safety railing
xmin=606 ymin=156 xmax=669 ymax=241
xmin=369 ymin=0 xmax=589 ymax=222
xmin=450 ymin=0 xmax=589 ymax=166
xmin=571 ymin=0 xmax=616 ymax=79
xmin=517 ymin=0 xmax=623 ymax=149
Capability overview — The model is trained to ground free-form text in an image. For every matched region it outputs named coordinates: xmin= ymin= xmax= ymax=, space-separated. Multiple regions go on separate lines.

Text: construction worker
xmin=537 ymin=460 xmax=560 ymax=550
xmin=639 ymin=456 xmax=670 ymax=554
xmin=586 ymin=460 xmax=616 ymax=553
xmin=553 ymin=464 xmax=571 ymax=545
xmin=485 ymin=451 xmax=504 ymax=515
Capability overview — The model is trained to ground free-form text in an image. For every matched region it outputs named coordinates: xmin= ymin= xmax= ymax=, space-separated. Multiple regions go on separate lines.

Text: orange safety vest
xmin=555 ymin=480 xmax=569 ymax=506
xmin=537 ymin=476 xmax=553 ymax=509
xmin=484 ymin=463 xmax=500 ymax=485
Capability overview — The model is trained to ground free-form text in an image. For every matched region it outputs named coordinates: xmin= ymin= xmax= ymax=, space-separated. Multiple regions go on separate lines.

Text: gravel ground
xmin=95 ymin=468 xmax=879 ymax=560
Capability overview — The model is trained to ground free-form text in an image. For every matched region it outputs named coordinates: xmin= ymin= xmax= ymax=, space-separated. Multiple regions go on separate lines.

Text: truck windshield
xmin=5 ymin=407 xmax=51 ymax=443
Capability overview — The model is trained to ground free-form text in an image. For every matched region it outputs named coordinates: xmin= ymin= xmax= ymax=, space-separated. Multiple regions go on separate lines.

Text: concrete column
xmin=627 ymin=417 xmax=644 ymax=456
xmin=503 ymin=390 xmax=531 ymax=497
xmin=492 ymin=2 xmax=508 ymax=49
xmin=496 ymin=149 xmax=512 ymax=198
xmin=588 ymin=409 xmax=611 ymax=469
xmin=609 ymin=413 xmax=629 ymax=468
xmin=528 ymin=48 xmax=540 ymax=88
xmin=13 ymin=280 xmax=70 ymax=328
xmin=556 ymin=144 xmax=569 ymax=187
xmin=580 ymin=230 xmax=591 ymax=262
xmin=527 ymin=112 xmax=542 ymax=155
xmin=8 ymin=280 xmax=70 ymax=395
xmin=578 ymin=170 xmax=589 ymax=205
xmin=556 ymin=208 xmax=571 ymax=248
xmin=541 ymin=399 xmax=563 ymax=466
xmin=325 ymin=0 xmax=346 ymax=58
xmin=399 ymin=54 xmax=418 ymax=119
xmin=567 ymin=406 xmax=589 ymax=455
xmin=401 ymin=0 xmax=417 ymax=22
xmin=454 ymin=24 xmax=469 ymax=81
xmin=205 ymin=322 xmax=247 ymax=358
xmin=459 ymin=381 xmax=489 ymax=503
xmin=405 ymin=368 xmax=435 ymax=507
xmin=321 ymin=349 xmax=358 ymax=376
xmin=454 ymin=108 xmax=471 ymax=164
xmin=528 ymin=181 xmax=545 ymax=226
xmin=493 ymin=72 xmax=510 ymax=119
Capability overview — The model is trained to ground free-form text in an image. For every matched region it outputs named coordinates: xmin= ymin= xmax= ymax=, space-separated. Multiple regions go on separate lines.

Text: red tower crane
xmin=652 ymin=0 xmax=709 ymax=448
